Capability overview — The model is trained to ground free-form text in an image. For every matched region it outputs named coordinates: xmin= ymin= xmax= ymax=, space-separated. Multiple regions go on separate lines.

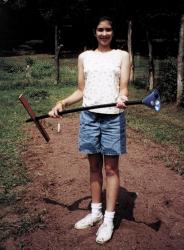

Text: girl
xmin=49 ymin=16 xmax=130 ymax=244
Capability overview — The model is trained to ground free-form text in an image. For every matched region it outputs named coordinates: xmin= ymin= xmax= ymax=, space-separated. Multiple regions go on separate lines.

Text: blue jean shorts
xmin=79 ymin=111 xmax=126 ymax=155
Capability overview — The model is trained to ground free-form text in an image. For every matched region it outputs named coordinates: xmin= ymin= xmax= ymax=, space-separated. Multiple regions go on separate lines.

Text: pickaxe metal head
xmin=19 ymin=94 xmax=50 ymax=142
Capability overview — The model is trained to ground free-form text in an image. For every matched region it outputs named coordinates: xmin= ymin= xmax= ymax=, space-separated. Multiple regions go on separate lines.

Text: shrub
xmin=25 ymin=57 xmax=34 ymax=66
xmin=156 ymin=58 xmax=177 ymax=103
xmin=27 ymin=90 xmax=50 ymax=100
xmin=0 ymin=59 xmax=24 ymax=73
xmin=133 ymin=79 xmax=147 ymax=89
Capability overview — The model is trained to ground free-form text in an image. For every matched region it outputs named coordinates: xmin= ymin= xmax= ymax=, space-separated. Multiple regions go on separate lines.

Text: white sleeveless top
xmin=80 ymin=49 xmax=124 ymax=114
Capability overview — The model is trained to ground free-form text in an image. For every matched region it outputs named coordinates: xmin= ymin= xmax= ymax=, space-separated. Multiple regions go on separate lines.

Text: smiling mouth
xmin=99 ymin=37 xmax=110 ymax=41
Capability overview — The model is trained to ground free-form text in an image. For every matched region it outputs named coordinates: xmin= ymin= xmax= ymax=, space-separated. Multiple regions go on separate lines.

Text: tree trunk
xmin=146 ymin=30 xmax=155 ymax=90
xmin=177 ymin=14 xmax=184 ymax=106
xmin=55 ymin=25 xmax=63 ymax=84
xmin=128 ymin=20 xmax=134 ymax=83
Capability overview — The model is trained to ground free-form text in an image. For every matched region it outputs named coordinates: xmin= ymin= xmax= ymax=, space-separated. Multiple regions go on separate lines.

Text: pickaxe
xmin=19 ymin=89 xmax=161 ymax=143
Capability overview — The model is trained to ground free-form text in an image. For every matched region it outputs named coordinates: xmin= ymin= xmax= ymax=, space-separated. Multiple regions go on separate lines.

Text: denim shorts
xmin=79 ymin=111 xmax=126 ymax=155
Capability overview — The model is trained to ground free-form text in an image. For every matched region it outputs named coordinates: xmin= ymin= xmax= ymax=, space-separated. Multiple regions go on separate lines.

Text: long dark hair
xmin=93 ymin=16 xmax=114 ymax=31
xmin=88 ymin=16 xmax=117 ymax=50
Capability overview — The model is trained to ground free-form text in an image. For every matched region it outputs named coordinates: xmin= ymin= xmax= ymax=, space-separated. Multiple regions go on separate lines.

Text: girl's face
xmin=95 ymin=20 xmax=113 ymax=48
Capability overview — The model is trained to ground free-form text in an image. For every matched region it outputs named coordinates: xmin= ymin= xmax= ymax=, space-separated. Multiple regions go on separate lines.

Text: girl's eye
xmin=97 ymin=28 xmax=112 ymax=32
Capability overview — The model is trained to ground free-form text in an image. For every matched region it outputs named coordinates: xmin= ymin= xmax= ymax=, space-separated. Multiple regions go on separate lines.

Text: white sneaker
xmin=96 ymin=222 xmax=114 ymax=244
xmin=74 ymin=213 xmax=103 ymax=229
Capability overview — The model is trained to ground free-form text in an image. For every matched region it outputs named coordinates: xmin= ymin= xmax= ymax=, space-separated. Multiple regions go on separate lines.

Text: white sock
xmin=104 ymin=210 xmax=115 ymax=225
xmin=91 ymin=203 xmax=102 ymax=217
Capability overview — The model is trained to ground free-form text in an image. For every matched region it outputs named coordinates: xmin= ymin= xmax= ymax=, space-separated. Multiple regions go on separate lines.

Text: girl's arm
xmin=49 ymin=54 xmax=85 ymax=117
xmin=117 ymin=51 xmax=131 ymax=109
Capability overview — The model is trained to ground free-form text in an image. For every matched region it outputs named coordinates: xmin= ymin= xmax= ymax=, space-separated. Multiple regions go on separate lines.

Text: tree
xmin=127 ymin=20 xmax=134 ymax=83
xmin=177 ymin=14 xmax=184 ymax=106
xmin=38 ymin=0 xmax=65 ymax=84
xmin=146 ymin=29 xmax=154 ymax=90
xmin=55 ymin=25 xmax=63 ymax=84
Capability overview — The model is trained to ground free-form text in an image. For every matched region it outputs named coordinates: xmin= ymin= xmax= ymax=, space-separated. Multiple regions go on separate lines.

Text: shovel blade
xmin=142 ymin=89 xmax=161 ymax=112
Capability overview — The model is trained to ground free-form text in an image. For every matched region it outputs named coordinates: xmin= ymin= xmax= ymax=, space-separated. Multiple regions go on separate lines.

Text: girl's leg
xmin=96 ymin=155 xmax=119 ymax=244
xmin=88 ymin=153 xmax=103 ymax=203
xmin=104 ymin=155 xmax=120 ymax=211
xmin=74 ymin=153 xmax=103 ymax=229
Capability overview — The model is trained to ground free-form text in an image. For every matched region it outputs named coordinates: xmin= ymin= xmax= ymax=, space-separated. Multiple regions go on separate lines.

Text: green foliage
xmin=0 ymin=56 xmax=78 ymax=91
xmin=26 ymin=89 xmax=50 ymax=100
xmin=0 ymin=192 xmax=17 ymax=205
xmin=156 ymin=58 xmax=177 ymax=103
xmin=31 ymin=60 xmax=54 ymax=79
xmin=61 ymin=65 xmax=77 ymax=85
xmin=25 ymin=56 xmax=34 ymax=66
xmin=0 ymin=58 xmax=24 ymax=73
xmin=16 ymin=214 xmax=45 ymax=236
xmin=133 ymin=79 xmax=147 ymax=89
xmin=0 ymin=213 xmax=45 ymax=242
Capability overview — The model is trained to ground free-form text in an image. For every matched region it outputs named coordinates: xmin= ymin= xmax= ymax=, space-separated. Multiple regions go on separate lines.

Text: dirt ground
xmin=4 ymin=114 xmax=184 ymax=250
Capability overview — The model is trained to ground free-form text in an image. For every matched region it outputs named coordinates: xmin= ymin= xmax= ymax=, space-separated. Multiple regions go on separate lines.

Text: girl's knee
xmin=105 ymin=166 xmax=119 ymax=177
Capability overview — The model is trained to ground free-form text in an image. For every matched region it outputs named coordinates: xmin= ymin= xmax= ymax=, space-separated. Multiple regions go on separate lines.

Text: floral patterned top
xmin=80 ymin=49 xmax=124 ymax=114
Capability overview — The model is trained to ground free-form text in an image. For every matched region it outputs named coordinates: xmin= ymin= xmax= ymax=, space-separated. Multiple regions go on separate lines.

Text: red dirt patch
xmin=4 ymin=115 xmax=184 ymax=250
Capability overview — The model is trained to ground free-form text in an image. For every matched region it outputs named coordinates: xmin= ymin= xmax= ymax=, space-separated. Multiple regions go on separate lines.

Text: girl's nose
xmin=102 ymin=30 xmax=107 ymax=35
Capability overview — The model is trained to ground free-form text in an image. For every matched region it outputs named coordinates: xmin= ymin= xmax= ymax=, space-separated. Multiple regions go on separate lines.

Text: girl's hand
xmin=116 ymin=95 xmax=128 ymax=109
xmin=48 ymin=101 xmax=65 ymax=118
